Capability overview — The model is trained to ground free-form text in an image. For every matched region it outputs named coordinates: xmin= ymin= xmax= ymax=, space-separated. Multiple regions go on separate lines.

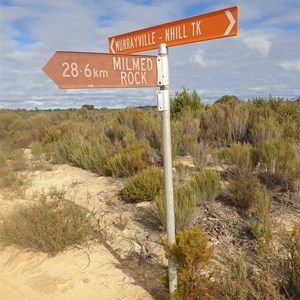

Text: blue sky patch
xmin=12 ymin=20 xmax=37 ymax=46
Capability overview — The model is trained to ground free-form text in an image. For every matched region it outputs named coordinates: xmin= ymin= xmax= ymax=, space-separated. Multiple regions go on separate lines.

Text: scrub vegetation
xmin=0 ymin=93 xmax=299 ymax=299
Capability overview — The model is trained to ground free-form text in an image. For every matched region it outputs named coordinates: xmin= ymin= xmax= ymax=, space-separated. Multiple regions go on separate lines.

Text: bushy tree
xmin=171 ymin=88 xmax=202 ymax=119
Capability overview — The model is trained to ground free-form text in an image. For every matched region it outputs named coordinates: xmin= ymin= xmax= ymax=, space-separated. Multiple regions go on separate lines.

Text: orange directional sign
xmin=42 ymin=51 xmax=158 ymax=89
xmin=109 ymin=6 xmax=238 ymax=54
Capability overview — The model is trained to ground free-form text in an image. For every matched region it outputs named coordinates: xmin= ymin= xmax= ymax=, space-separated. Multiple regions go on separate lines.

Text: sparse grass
xmin=113 ymin=213 xmax=129 ymax=231
xmin=0 ymin=191 xmax=101 ymax=255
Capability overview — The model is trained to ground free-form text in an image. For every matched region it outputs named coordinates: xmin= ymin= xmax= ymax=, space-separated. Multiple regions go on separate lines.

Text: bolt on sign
xmin=109 ymin=6 xmax=238 ymax=54
xmin=42 ymin=51 xmax=158 ymax=89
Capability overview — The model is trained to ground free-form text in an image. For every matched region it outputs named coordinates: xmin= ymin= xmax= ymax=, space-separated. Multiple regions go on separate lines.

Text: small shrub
xmin=120 ymin=167 xmax=164 ymax=202
xmin=10 ymin=149 xmax=28 ymax=171
xmin=247 ymin=108 xmax=282 ymax=145
xmin=189 ymin=169 xmax=221 ymax=204
xmin=172 ymin=109 xmax=200 ymax=156
xmin=113 ymin=213 xmax=129 ymax=231
xmin=174 ymin=162 xmax=189 ymax=183
xmin=229 ymin=171 xmax=261 ymax=210
xmin=280 ymin=222 xmax=300 ymax=298
xmin=104 ymin=141 xmax=149 ymax=177
xmin=0 ymin=167 xmax=25 ymax=189
xmin=190 ymin=141 xmax=211 ymax=169
xmin=245 ymin=187 xmax=273 ymax=251
xmin=217 ymin=255 xmax=281 ymax=300
xmin=162 ymin=226 xmax=215 ymax=299
xmin=217 ymin=142 xmax=253 ymax=174
xmin=253 ymin=139 xmax=299 ymax=189
xmin=31 ymin=141 xmax=43 ymax=160
xmin=156 ymin=183 xmax=196 ymax=230
xmin=0 ymin=192 xmax=98 ymax=255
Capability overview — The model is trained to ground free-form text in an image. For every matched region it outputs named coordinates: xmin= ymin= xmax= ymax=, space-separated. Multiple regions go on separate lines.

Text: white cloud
xmin=243 ymin=35 xmax=272 ymax=57
xmin=188 ymin=49 xmax=219 ymax=69
xmin=278 ymin=61 xmax=300 ymax=71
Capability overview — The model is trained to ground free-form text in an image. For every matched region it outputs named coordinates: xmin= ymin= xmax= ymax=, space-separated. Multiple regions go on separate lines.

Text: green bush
xmin=229 ymin=171 xmax=261 ymax=210
xmin=171 ymin=88 xmax=202 ymax=119
xmin=217 ymin=255 xmax=281 ymax=300
xmin=104 ymin=141 xmax=149 ymax=177
xmin=199 ymin=100 xmax=249 ymax=146
xmin=253 ymin=139 xmax=300 ymax=188
xmin=0 ymin=192 xmax=98 ymax=255
xmin=189 ymin=169 xmax=221 ymax=204
xmin=155 ymin=183 xmax=196 ymax=230
xmin=162 ymin=226 xmax=215 ymax=299
xmin=245 ymin=187 xmax=273 ymax=251
xmin=120 ymin=167 xmax=164 ymax=202
xmin=31 ymin=141 xmax=43 ymax=160
xmin=172 ymin=109 xmax=200 ymax=156
xmin=247 ymin=107 xmax=282 ymax=145
xmin=190 ymin=141 xmax=211 ymax=169
xmin=217 ymin=142 xmax=253 ymax=174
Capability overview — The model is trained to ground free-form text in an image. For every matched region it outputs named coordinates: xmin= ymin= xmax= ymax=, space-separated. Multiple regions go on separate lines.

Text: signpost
xmin=43 ymin=6 xmax=238 ymax=299
xmin=42 ymin=51 xmax=157 ymax=89
xmin=109 ymin=6 xmax=238 ymax=54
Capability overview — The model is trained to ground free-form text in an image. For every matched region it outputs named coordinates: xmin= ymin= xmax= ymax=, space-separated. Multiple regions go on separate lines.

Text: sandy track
xmin=0 ymin=164 xmax=165 ymax=300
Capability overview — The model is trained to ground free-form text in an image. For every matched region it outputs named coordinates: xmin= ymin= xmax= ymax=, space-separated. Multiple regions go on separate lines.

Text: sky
xmin=0 ymin=0 xmax=299 ymax=109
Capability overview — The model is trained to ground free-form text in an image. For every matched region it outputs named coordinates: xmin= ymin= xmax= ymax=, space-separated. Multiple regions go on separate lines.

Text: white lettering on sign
xmin=191 ymin=21 xmax=201 ymax=36
xmin=120 ymin=71 xmax=147 ymax=85
xmin=62 ymin=62 xmax=108 ymax=78
xmin=165 ymin=25 xmax=187 ymax=42
xmin=115 ymin=32 xmax=155 ymax=52
xmin=112 ymin=56 xmax=153 ymax=71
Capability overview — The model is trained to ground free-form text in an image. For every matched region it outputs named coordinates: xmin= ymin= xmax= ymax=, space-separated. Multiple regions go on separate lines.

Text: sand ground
xmin=0 ymin=162 xmax=166 ymax=300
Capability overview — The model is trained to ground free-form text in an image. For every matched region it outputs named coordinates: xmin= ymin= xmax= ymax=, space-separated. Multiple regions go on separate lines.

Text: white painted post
xmin=157 ymin=43 xmax=177 ymax=298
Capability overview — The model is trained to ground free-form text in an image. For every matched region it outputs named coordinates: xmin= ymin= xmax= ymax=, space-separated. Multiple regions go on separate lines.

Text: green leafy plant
xmin=120 ymin=167 xmax=164 ymax=202
xmin=104 ymin=141 xmax=149 ymax=177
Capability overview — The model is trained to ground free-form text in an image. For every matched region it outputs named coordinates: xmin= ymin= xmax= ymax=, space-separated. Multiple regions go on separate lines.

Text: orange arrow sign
xmin=108 ymin=6 xmax=238 ymax=54
xmin=42 ymin=51 xmax=158 ymax=89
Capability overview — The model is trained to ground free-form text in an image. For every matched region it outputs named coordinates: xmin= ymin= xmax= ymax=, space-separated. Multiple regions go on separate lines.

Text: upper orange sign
xmin=108 ymin=6 xmax=238 ymax=54
xmin=42 ymin=51 xmax=157 ymax=89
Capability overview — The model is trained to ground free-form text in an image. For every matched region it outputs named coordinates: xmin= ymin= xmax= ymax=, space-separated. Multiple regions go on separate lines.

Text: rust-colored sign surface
xmin=42 ymin=51 xmax=158 ymax=89
xmin=109 ymin=6 xmax=238 ymax=54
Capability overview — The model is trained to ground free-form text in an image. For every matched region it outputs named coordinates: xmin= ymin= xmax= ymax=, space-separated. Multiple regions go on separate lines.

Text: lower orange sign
xmin=42 ymin=51 xmax=157 ymax=89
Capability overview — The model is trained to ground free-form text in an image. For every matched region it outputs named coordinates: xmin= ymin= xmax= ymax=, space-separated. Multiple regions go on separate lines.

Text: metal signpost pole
xmin=157 ymin=43 xmax=177 ymax=298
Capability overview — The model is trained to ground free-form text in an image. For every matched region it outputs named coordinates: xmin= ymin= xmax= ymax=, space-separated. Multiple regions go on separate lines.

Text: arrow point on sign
xmin=110 ymin=38 xmax=115 ymax=54
xmin=224 ymin=10 xmax=235 ymax=35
